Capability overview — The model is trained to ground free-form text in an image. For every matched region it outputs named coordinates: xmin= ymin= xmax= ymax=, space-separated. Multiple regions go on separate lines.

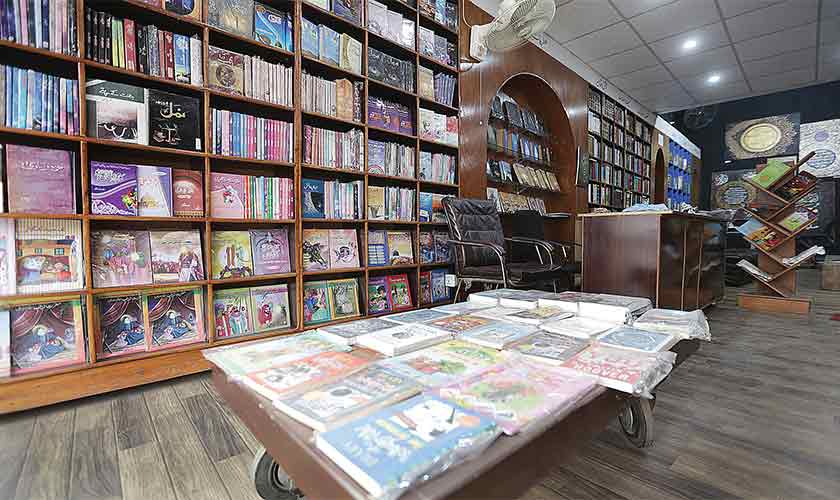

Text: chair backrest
xmin=509 ymin=210 xmax=545 ymax=262
xmin=442 ymin=197 xmax=506 ymax=268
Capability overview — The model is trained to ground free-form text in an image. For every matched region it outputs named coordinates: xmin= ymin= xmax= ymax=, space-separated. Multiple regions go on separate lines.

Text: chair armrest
xmin=505 ymin=237 xmax=556 ymax=265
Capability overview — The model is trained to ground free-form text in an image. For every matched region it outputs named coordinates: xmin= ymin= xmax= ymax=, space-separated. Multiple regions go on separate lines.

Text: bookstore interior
xmin=0 ymin=0 xmax=838 ymax=499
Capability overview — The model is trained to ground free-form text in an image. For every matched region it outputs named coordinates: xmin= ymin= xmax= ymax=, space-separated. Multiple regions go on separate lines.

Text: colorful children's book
xmin=149 ymin=230 xmax=204 ymax=283
xmin=328 ymin=278 xmax=361 ymax=320
xmin=211 ymin=231 xmax=254 ymax=279
xmin=419 ymin=271 xmax=433 ymax=304
xmin=778 ymin=206 xmax=817 ymax=232
xmin=315 ymin=394 xmax=498 ymax=498
xmin=317 ymin=317 xmax=402 ymax=346
xmin=250 ymin=284 xmax=292 ymax=332
xmin=274 ymin=364 xmax=421 ymax=431
xmin=329 ymin=229 xmax=360 ymax=269
xmin=504 ymin=307 xmax=574 ymax=325
xmin=10 ymin=298 xmax=87 ymax=375
xmin=90 ymin=162 xmax=138 ymax=216
xmin=213 ymin=288 xmax=254 ymax=339
xmin=367 ymin=276 xmax=391 ymax=314
xmin=367 ymin=230 xmax=388 ymax=266
xmin=596 ymin=326 xmax=677 ymax=353
xmin=386 ymin=274 xmax=413 ymax=311
xmin=385 ymin=308 xmax=454 ymax=324
xmin=357 ymin=324 xmax=452 ymax=356
xmin=436 ymin=361 xmax=599 ymax=435
xmin=254 ymin=3 xmax=287 ymax=48
xmin=379 ymin=339 xmax=509 ymax=387
xmin=540 ymin=316 xmax=617 ymax=339
xmin=510 ymin=331 xmax=590 ymax=364
xmin=6 ymin=145 xmax=76 ymax=214
xmin=136 ymin=165 xmax=173 ymax=217
xmin=147 ymin=288 xmax=205 ymax=350
xmin=432 ymin=232 xmax=451 ymax=263
xmin=302 ymin=229 xmax=330 ymax=271
xmin=303 ymin=281 xmax=332 ymax=325
xmin=15 ymin=219 xmax=85 ymax=294
xmin=172 ymin=169 xmax=204 ymax=217
xmin=419 ymin=231 xmax=435 ymax=264
xmin=386 ymin=231 xmax=414 ymax=265
xmin=736 ymin=218 xmax=783 ymax=252
xmin=250 ymin=228 xmax=292 ymax=275
xmin=460 ymin=321 xmax=538 ymax=349
xmin=562 ymin=344 xmax=675 ymax=396
xmin=91 ymin=231 xmax=153 ymax=288
xmin=210 ymin=172 xmax=246 ymax=218
xmin=244 ymin=351 xmax=370 ymax=401
xmin=95 ymin=294 xmax=147 ymax=359
xmin=426 ymin=314 xmax=495 ymax=335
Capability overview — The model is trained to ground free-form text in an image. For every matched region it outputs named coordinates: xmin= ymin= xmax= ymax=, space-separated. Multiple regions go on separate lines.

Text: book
xmin=366 ymin=275 xmax=390 ymax=314
xmin=146 ymin=89 xmax=201 ymax=151
xmin=91 ymin=230 xmax=153 ymax=288
xmin=147 ymin=287 xmax=205 ymax=350
xmin=736 ymin=218 xmax=783 ymax=252
xmin=314 ymin=394 xmax=498 ymax=498
xmin=302 ymin=229 xmax=330 ymax=271
xmin=10 ymin=298 xmax=86 ymax=375
xmin=319 ymin=25 xmax=339 ymax=66
xmin=430 ymin=269 xmax=448 ymax=303
xmin=504 ymin=307 xmax=574 ymax=325
xmin=136 ymin=165 xmax=173 ymax=217
xmin=751 ymin=159 xmax=792 ymax=189
xmin=149 ymin=230 xmax=204 ymax=283
xmin=274 ymin=364 xmax=421 ymax=431
xmin=245 ymin=351 xmax=369 ymax=401
xmin=386 ymin=231 xmax=413 ymax=265
xmin=172 ymin=169 xmax=203 ymax=217
xmin=328 ymin=278 xmax=360 ymax=320
xmin=425 ymin=314 xmax=495 ymax=335
xmin=386 ymin=274 xmax=412 ymax=311
xmin=367 ymin=230 xmax=388 ymax=267
xmin=15 ymin=219 xmax=85 ymax=294
xmin=208 ymin=46 xmax=245 ymax=95
xmin=357 ymin=324 xmax=451 ymax=356
xmin=165 ymin=0 xmax=203 ymax=20
xmin=0 ymin=221 xmax=16 ymax=296
xmin=302 ymin=178 xmax=326 ymax=218
xmin=210 ymin=172 xmax=245 ymax=218
xmin=432 ymin=232 xmax=451 ymax=263
xmin=250 ymin=228 xmax=291 ymax=275
xmin=211 ymin=231 xmax=254 ymax=279
xmin=562 ymin=344 xmax=674 ymax=396
xmin=596 ymin=326 xmax=677 ymax=353
xmin=253 ymin=3 xmax=287 ymax=48
xmin=420 ymin=271 xmax=432 ymax=304
xmin=250 ymin=284 xmax=292 ymax=332
xmin=317 ymin=317 xmax=402 ymax=345
xmin=778 ymin=206 xmax=816 ymax=232
xmin=436 ymin=361 xmax=598 ymax=435
xmin=385 ymin=308 xmax=453 ymax=324
xmin=632 ymin=308 xmax=711 ymax=341
xmin=541 ymin=316 xmax=617 ymax=339
xmin=537 ymin=292 xmax=600 ymax=314
xmin=5 ymin=145 xmax=76 ymax=214
xmin=301 ymin=17 xmax=319 ymax=58
xmin=459 ymin=321 xmax=538 ymax=349
xmin=85 ymin=79 xmax=147 ymax=144
xmin=213 ymin=288 xmax=254 ymax=339
xmin=379 ymin=339 xmax=509 ymax=387
xmin=419 ymin=231 xmax=435 ymax=264
xmin=90 ymin=162 xmax=138 ymax=216
xmin=303 ymin=280 xmax=332 ymax=325
xmin=95 ymin=294 xmax=146 ymax=359
xmin=208 ymin=0 xmax=254 ymax=38
xmin=777 ymin=171 xmax=817 ymax=201
xmin=469 ymin=306 xmax=525 ymax=321
xmin=510 ymin=331 xmax=590 ymax=364
xmin=329 ymin=229 xmax=360 ymax=269
xmin=577 ymin=294 xmax=651 ymax=323
xmin=432 ymin=301 xmax=490 ymax=314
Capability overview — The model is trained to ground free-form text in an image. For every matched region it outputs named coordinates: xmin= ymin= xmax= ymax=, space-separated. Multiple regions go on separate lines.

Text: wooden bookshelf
xmin=0 ymin=0 xmax=460 ymax=413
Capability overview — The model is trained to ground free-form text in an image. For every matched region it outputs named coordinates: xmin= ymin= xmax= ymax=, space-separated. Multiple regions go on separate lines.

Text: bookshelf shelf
xmin=91 ymin=280 xmax=210 ymax=295
xmin=84 ymin=59 xmax=204 ymax=93
xmin=368 ymin=125 xmax=418 ymax=141
xmin=207 ymin=218 xmax=296 ymax=224
xmin=206 ymin=24 xmax=296 ymax=59
xmin=302 ymin=267 xmax=366 ymax=277
xmin=89 ymin=215 xmax=205 ymax=223
xmin=0 ymin=39 xmax=83 ymax=63
xmin=207 ymin=155 xmax=296 ymax=168
xmin=209 ymin=273 xmax=298 ymax=285
xmin=302 ymin=54 xmax=366 ymax=80
xmin=370 ymin=263 xmax=419 ymax=271
xmin=85 ymin=138 xmax=206 ymax=157
xmin=206 ymin=89 xmax=295 ymax=112
xmin=368 ymin=78 xmax=418 ymax=99
xmin=0 ymin=126 xmax=82 ymax=142
xmin=419 ymin=96 xmax=459 ymax=114
xmin=302 ymin=164 xmax=365 ymax=177
xmin=418 ymin=53 xmax=457 ymax=73
xmin=419 ymin=179 xmax=458 ymax=188
xmin=419 ymin=137 xmax=458 ymax=150
xmin=367 ymin=172 xmax=417 ymax=182
xmin=301 ymin=110 xmax=365 ymax=127
xmin=419 ymin=13 xmax=458 ymax=35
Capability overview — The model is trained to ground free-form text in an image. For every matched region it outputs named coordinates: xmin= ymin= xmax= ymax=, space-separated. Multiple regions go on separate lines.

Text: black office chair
xmin=441 ymin=198 xmax=576 ymax=297
xmin=509 ymin=209 xmax=580 ymax=290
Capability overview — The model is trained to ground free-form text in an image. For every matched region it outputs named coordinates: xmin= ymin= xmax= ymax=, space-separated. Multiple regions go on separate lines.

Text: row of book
xmin=214 ymin=284 xmax=293 ymax=339
xmin=419 ymin=192 xmax=448 ymax=223
xmin=368 ymin=185 xmax=415 ymax=221
xmin=207 ymin=0 xmax=294 ymax=50
xmin=208 ymin=46 xmax=293 ymax=106
xmin=486 ymin=188 xmax=548 ymax=214
xmin=419 ymin=0 xmax=458 ymax=29
xmin=303 ymin=278 xmax=361 ymax=325
xmin=301 ymin=72 xmax=364 ymax=122
xmin=2 ymin=67 xmax=79 ymax=135
xmin=301 ymin=18 xmax=363 ymax=74
xmin=627 ymin=155 xmax=651 ymax=177
xmin=90 ymin=162 xmax=203 ymax=218
xmin=368 ymin=96 xmax=414 ymax=135
xmin=86 ymin=80 xmax=201 ymax=151
xmin=210 ymin=172 xmax=295 ymax=220
xmin=210 ymin=228 xmax=292 ymax=279
xmin=302 ymin=125 xmax=365 ymax=170
xmin=1 ymin=0 xmax=76 ymax=54
xmin=419 ymin=231 xmax=452 ymax=264
xmin=486 ymin=160 xmax=561 ymax=192
xmin=302 ymin=178 xmax=364 ymax=219
xmin=420 ymin=151 xmax=456 ymax=184
xmin=368 ymin=0 xmax=415 ymax=49
xmin=419 ymin=68 xmax=456 ymax=107
xmin=419 ymin=108 xmax=458 ymax=146
xmin=368 ymin=48 xmax=415 ymax=93
xmin=369 ymin=140 xmax=415 ymax=178
xmin=302 ymin=228 xmax=361 ymax=271
xmin=368 ymin=273 xmax=413 ymax=314
xmin=419 ymin=27 xmax=457 ymax=68
xmin=302 ymin=0 xmax=362 ymax=25
xmin=85 ymin=10 xmax=203 ymax=86
xmin=487 ymin=126 xmax=551 ymax=165
xmin=420 ymin=269 xmax=451 ymax=304
xmin=367 ymin=230 xmax=414 ymax=266
xmin=490 ymin=96 xmax=547 ymax=137
xmin=210 ymin=109 xmax=294 ymax=162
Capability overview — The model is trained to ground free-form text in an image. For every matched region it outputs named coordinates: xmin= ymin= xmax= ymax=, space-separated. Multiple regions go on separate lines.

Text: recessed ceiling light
xmin=682 ymin=39 xmax=698 ymax=50
xmin=707 ymin=74 xmax=721 ymax=84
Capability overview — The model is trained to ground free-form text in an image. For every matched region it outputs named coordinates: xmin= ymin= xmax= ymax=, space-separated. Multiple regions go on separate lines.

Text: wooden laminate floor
xmin=1 ymin=270 xmax=839 ymax=500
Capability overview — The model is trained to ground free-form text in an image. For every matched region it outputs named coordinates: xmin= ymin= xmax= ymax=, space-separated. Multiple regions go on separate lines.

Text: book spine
xmin=189 ymin=35 xmax=202 ymax=85
xmin=147 ymin=26 xmax=159 ymax=77
xmin=136 ymin=24 xmax=147 ymax=74
xmin=124 ymin=18 xmax=136 ymax=71
xmin=163 ymin=30 xmax=174 ymax=80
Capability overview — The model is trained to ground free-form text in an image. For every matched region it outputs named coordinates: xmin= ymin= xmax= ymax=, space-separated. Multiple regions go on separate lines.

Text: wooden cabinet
xmin=581 ymin=212 xmax=725 ymax=310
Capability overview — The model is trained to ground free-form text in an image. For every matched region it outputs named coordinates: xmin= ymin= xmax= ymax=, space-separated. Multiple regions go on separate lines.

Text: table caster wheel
xmin=251 ymin=447 xmax=304 ymax=500
xmin=619 ymin=397 xmax=655 ymax=448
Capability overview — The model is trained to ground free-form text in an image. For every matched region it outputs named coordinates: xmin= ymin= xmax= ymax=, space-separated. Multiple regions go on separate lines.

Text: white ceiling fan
xmin=468 ymin=0 xmax=557 ymax=61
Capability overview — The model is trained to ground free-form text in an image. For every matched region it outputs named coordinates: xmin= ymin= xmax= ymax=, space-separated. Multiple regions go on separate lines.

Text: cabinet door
xmin=657 ymin=217 xmax=685 ymax=309
xmin=699 ymin=221 xmax=726 ymax=307
xmin=683 ymin=221 xmax=704 ymax=310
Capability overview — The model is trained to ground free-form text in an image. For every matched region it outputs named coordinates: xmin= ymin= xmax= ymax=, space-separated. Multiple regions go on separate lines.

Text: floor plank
xmin=14 ymin=406 xmax=75 ymax=500
xmin=117 ymin=443 xmax=177 ymax=500
xmin=180 ymin=393 xmax=247 ymax=462
xmin=69 ymin=397 xmax=122 ymax=500
xmin=214 ymin=452 xmax=264 ymax=500
xmin=0 ymin=413 xmax=36 ymax=499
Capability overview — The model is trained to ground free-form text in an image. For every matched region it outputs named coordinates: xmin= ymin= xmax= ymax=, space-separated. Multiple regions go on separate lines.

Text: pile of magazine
xmin=202 ymin=288 xmax=711 ymax=499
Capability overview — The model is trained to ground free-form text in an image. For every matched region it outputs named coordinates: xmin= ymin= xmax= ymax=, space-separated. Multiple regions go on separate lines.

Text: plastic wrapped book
xmin=537 ymin=291 xmax=602 ymax=314
xmin=632 ymin=309 xmax=711 ymax=341
xmin=540 ymin=316 xmax=618 ymax=338
xmin=357 ymin=324 xmax=452 ymax=356
xmin=435 ymin=360 xmax=600 ymax=435
xmin=432 ymin=300 xmax=491 ymax=314
xmin=562 ymin=344 xmax=676 ymax=398
xmin=459 ymin=321 xmax=539 ymax=349
xmin=467 ymin=288 xmax=520 ymax=306
xmin=378 ymin=340 xmax=509 ymax=387
xmin=243 ymin=351 xmax=370 ymax=401
xmin=577 ymin=294 xmax=652 ymax=324
xmin=595 ymin=326 xmax=678 ymax=354
xmin=316 ymin=317 xmax=403 ymax=346
xmin=383 ymin=308 xmax=454 ymax=324
xmin=736 ymin=259 xmax=773 ymax=282
xmin=509 ymin=331 xmax=590 ymax=364
xmin=470 ymin=306 xmax=526 ymax=321
xmin=505 ymin=307 xmax=574 ymax=325
xmin=782 ymin=245 xmax=825 ymax=267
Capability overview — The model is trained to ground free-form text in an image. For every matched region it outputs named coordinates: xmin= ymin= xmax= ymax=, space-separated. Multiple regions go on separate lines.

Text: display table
xmin=580 ymin=212 xmax=726 ymax=310
xmin=209 ymin=340 xmax=699 ymax=500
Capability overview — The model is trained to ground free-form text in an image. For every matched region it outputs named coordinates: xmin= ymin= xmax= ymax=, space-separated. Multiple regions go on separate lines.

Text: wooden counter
xmin=580 ymin=211 xmax=726 ymax=310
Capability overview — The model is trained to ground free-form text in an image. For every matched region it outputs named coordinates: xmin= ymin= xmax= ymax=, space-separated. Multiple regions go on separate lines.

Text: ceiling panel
xmin=630 ymin=80 xmax=688 ymax=101
xmin=563 ymin=21 xmax=642 ymax=61
xmin=648 ymin=22 xmax=730 ymax=62
xmin=819 ymin=58 xmax=840 ymax=81
xmin=610 ymin=0 xmax=674 ymax=18
xmin=610 ymin=65 xmax=674 ymax=91
xmin=679 ymin=67 xmax=745 ymax=92
xmin=733 ymin=22 xmax=817 ymax=61
xmin=639 ymin=89 xmax=696 ymax=111
xmin=665 ymin=46 xmax=738 ymax=78
xmin=686 ymin=79 xmax=750 ymax=102
xmin=724 ymin=0 xmax=818 ymax=42
xmin=717 ymin=0 xmax=785 ymax=18
xmin=823 ymin=0 xmax=840 ymax=18
xmin=588 ymin=45 xmax=659 ymax=77
xmin=741 ymin=48 xmax=817 ymax=79
xmin=629 ymin=0 xmax=721 ymax=43
xmin=820 ymin=14 xmax=840 ymax=46
xmin=750 ymin=66 xmax=817 ymax=92
xmin=547 ymin=0 xmax=623 ymax=44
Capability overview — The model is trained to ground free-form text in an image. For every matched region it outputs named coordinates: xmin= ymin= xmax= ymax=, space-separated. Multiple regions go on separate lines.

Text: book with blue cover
xmin=367 ymin=230 xmax=388 ymax=266
xmin=320 ymin=25 xmax=340 ymax=66
xmin=173 ymin=34 xmax=191 ymax=83
xmin=254 ymin=3 xmax=287 ymax=48
xmin=301 ymin=17 xmax=320 ymax=58
xmin=596 ymin=326 xmax=676 ymax=353
xmin=302 ymin=178 xmax=326 ymax=218
xmin=419 ymin=191 xmax=433 ymax=222
xmin=332 ymin=0 xmax=361 ymax=25
xmin=315 ymin=394 xmax=499 ymax=497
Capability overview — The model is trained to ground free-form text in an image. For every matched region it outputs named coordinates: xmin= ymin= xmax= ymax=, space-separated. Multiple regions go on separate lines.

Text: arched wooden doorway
xmin=654 ymin=149 xmax=666 ymax=204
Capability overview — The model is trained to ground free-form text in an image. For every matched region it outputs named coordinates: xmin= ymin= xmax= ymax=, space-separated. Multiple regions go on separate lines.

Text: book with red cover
xmin=386 ymin=274 xmax=413 ymax=311
xmin=172 ymin=169 xmax=204 ymax=217
xmin=164 ymin=31 xmax=175 ymax=80
xmin=158 ymin=30 xmax=166 ymax=77
xmin=6 ymin=145 xmax=76 ymax=214
xmin=124 ymin=19 xmax=137 ymax=72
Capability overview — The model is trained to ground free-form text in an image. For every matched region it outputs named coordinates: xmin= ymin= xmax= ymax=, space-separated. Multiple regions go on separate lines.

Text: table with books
xmin=204 ymin=289 xmax=710 ymax=500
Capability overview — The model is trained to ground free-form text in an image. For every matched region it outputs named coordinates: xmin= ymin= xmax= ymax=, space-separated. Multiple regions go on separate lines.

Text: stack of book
xmin=207 ymin=0 xmax=292 ymax=50
xmin=303 ymin=0 xmax=362 ymax=25
xmin=419 ymin=108 xmax=458 ymax=145
xmin=316 ymin=317 xmax=402 ymax=346
xmin=208 ymin=46 xmax=293 ymax=106
xmin=91 ymin=229 xmax=204 ymax=287
xmin=420 ymin=0 xmax=457 ymax=29
xmin=419 ymin=192 xmax=448 ymax=223
xmin=368 ymin=96 xmax=413 ymax=135
xmin=85 ymin=10 xmax=203 ymax=86
xmin=367 ymin=0 xmax=415 ymax=49
xmin=302 ymin=178 xmax=365 ymax=219
xmin=90 ymin=162 xmax=203 ymax=217
xmin=487 ymin=127 xmax=551 ymax=163
xmin=368 ymin=140 xmax=415 ymax=178
xmin=367 ymin=273 xmax=413 ymax=313
xmin=210 ymin=228 xmax=292 ymax=279
xmin=302 ymin=126 xmax=365 ymax=170
xmin=419 ymin=67 xmax=457 ymax=107
xmin=367 ymin=48 xmax=415 ymax=93
xmin=1 ymin=0 xmax=77 ymax=54
xmin=420 ymin=151 xmax=456 ymax=184
xmin=367 ymin=186 xmax=415 ymax=221
xmin=301 ymin=18 xmax=363 ymax=74
xmin=210 ymin=109 xmax=294 ymax=162
xmin=419 ymin=269 xmax=450 ymax=304
xmin=2 ymin=67 xmax=79 ymax=134
xmin=367 ymin=230 xmax=414 ymax=266
xmin=419 ymin=27 xmax=456 ymax=67
xmin=213 ymin=284 xmax=293 ymax=338
xmin=486 ymin=188 xmax=547 ymax=214
xmin=210 ymin=172 xmax=295 ymax=219
xmin=4 ymin=145 xmax=77 ymax=215
xmin=419 ymin=231 xmax=452 ymax=264
xmin=301 ymin=72 xmax=364 ymax=122
xmin=302 ymin=228 xmax=360 ymax=271
xmin=303 ymin=278 xmax=361 ymax=325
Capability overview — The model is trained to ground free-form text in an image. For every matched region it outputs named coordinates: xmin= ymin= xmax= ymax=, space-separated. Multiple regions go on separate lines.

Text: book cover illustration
xmin=165 ymin=0 xmax=202 ymax=20
xmin=303 ymin=281 xmax=332 ymax=325
xmin=387 ymin=274 xmax=412 ymax=311
xmin=510 ymin=331 xmax=590 ymax=364
xmin=208 ymin=46 xmax=245 ymax=95
xmin=250 ymin=284 xmax=292 ymax=332
xmin=329 ymin=229 xmax=360 ymax=269
xmin=254 ymin=3 xmax=286 ymax=48
xmin=96 ymin=294 xmax=146 ymax=358
xmin=10 ymin=298 xmax=86 ymax=375
xmin=386 ymin=231 xmax=413 ymax=265
xmin=245 ymin=351 xmax=369 ymax=401
xmin=89 ymin=231 xmax=152 ymax=288
xmin=380 ymin=339 xmax=508 ymax=387
xmin=460 ymin=321 xmax=538 ymax=350
xmin=6 ymin=145 xmax=76 ymax=214
xmin=328 ymin=278 xmax=360 ymax=320
xmin=147 ymin=288 xmax=205 ymax=350
xmin=274 ymin=364 xmax=421 ymax=432
xmin=367 ymin=276 xmax=390 ymax=314
xmin=562 ymin=344 xmax=675 ymax=396
xmin=149 ymin=230 xmax=204 ymax=284
xmin=210 ymin=172 xmax=245 ymax=218
xmin=433 ymin=232 xmax=452 ymax=263
xmin=208 ymin=0 xmax=255 ymax=39
xmin=505 ymin=307 xmax=574 ymax=325
xmin=211 ymin=231 xmax=254 ymax=279
xmin=318 ymin=317 xmax=402 ymax=344
xmin=540 ymin=316 xmax=616 ymax=339
xmin=85 ymin=79 xmax=147 ymax=144
xmin=778 ymin=206 xmax=817 ymax=232
xmin=137 ymin=165 xmax=173 ymax=217
xmin=0 ymin=220 xmax=15 ymax=296
xmin=596 ymin=326 xmax=676 ymax=354
xmin=367 ymin=230 xmax=388 ymax=266
xmin=172 ymin=169 xmax=204 ymax=217
xmin=419 ymin=232 xmax=435 ymax=264
xmin=426 ymin=314 xmax=492 ymax=334
xmin=385 ymin=308 xmax=453 ymax=324
xmin=214 ymin=288 xmax=254 ymax=339
xmin=302 ymin=229 xmax=330 ymax=271
xmin=15 ymin=219 xmax=85 ymax=294
xmin=250 ymin=228 xmax=292 ymax=275
xmin=751 ymin=159 xmax=793 ymax=188
xmin=431 ymin=270 xmax=447 ymax=303
xmin=314 ymin=394 xmax=498 ymax=498
xmin=302 ymin=179 xmax=326 ymax=218
xmin=147 ymin=89 xmax=201 ymax=151
xmin=90 ymin=162 xmax=138 ymax=216
xmin=435 ymin=362 xmax=598 ymax=435
xmin=419 ymin=271 xmax=433 ymax=304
